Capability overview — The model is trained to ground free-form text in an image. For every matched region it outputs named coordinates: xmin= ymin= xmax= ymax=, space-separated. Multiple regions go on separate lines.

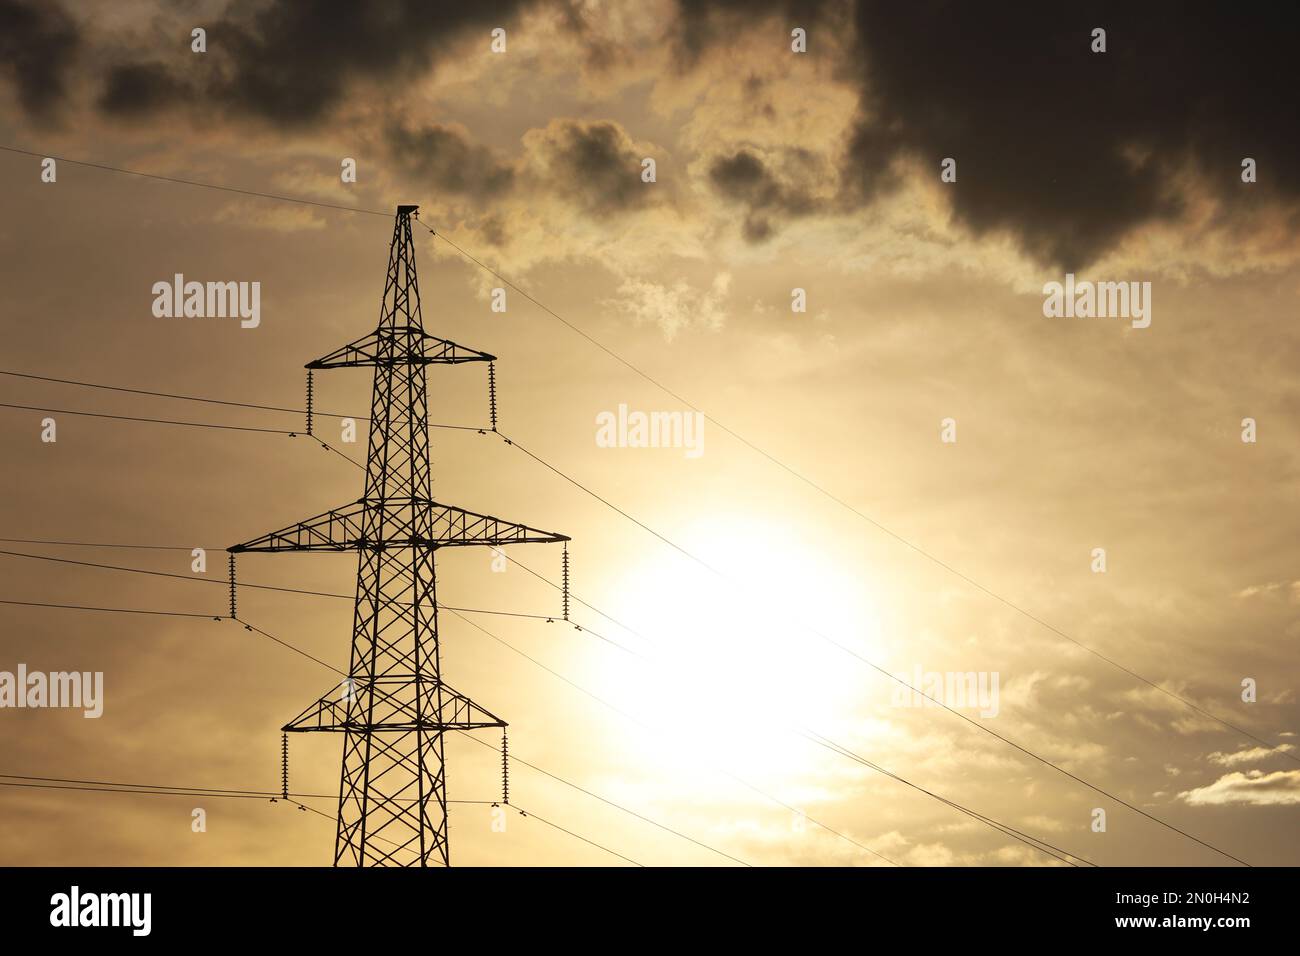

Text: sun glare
xmin=594 ymin=514 xmax=886 ymax=781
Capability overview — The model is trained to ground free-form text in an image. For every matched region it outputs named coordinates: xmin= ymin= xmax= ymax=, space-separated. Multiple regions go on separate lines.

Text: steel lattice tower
xmin=230 ymin=205 xmax=568 ymax=866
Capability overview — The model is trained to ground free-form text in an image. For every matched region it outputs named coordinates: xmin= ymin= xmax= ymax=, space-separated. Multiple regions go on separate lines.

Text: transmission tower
xmin=229 ymin=205 xmax=568 ymax=867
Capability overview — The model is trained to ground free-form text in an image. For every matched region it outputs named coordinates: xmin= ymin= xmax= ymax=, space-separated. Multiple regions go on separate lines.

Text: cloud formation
xmin=8 ymin=0 xmax=1299 ymax=275
xmin=842 ymin=1 xmax=1300 ymax=269
xmin=1207 ymin=746 xmax=1294 ymax=768
xmin=0 ymin=0 xmax=80 ymax=121
xmin=386 ymin=123 xmax=516 ymax=201
xmin=1180 ymin=770 xmax=1300 ymax=807
xmin=605 ymin=271 xmax=732 ymax=340
xmin=97 ymin=0 xmax=535 ymax=124
xmin=521 ymin=119 xmax=659 ymax=215
xmin=708 ymin=147 xmax=825 ymax=242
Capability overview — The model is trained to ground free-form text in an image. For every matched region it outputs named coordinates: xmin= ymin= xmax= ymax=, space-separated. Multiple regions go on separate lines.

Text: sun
xmin=591 ymin=513 xmax=886 ymax=781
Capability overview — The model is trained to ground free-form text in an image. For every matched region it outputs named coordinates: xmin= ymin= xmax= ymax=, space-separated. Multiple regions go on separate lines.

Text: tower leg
xmin=335 ymin=727 xmax=448 ymax=866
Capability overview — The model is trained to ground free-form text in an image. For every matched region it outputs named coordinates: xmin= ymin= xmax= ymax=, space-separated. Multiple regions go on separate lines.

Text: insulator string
xmin=228 ymin=554 xmax=237 ymax=619
xmin=488 ymin=362 xmax=498 ymax=432
xmin=561 ymin=544 xmax=570 ymax=622
xmin=280 ymin=733 xmax=289 ymax=801
xmin=305 ymin=369 xmax=314 ymax=437
xmin=501 ymin=728 xmax=510 ymax=805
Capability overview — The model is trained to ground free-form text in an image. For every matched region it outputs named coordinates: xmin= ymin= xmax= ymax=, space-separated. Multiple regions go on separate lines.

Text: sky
xmin=0 ymin=0 xmax=1297 ymax=867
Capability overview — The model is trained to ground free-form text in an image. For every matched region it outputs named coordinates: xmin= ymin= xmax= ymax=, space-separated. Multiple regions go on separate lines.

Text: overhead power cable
xmin=446 ymin=607 xmax=1084 ymax=867
xmin=0 ymin=537 xmax=1071 ymax=867
xmin=1 ymin=146 xmax=1282 ymax=776
xmin=0 ymin=146 xmax=1275 ymax=863
xmin=0 ymin=416 xmax=1261 ymax=863
xmin=5 ymin=361 xmax=1283 ymax=770
xmin=0 ymin=774 xmax=634 ymax=865
xmin=0 ymin=372 xmax=483 ymax=432
xmin=0 ymin=546 xmax=558 ymax=623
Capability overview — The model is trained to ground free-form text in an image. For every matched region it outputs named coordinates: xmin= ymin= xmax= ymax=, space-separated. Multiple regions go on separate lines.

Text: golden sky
xmin=0 ymin=0 xmax=1297 ymax=866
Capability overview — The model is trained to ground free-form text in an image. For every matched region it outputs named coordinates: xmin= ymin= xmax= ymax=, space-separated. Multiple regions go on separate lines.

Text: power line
xmin=234 ymin=617 xmax=340 ymax=673
xmin=451 ymin=731 xmax=750 ymax=867
xmin=502 ymin=552 xmax=656 ymax=651
xmin=0 ymin=400 xmax=293 ymax=435
xmin=7 ymin=363 xmax=1284 ymax=776
xmin=0 ymin=546 xmax=561 ymax=623
xmin=1 ymin=156 xmax=904 ymax=866
xmin=800 ymin=732 xmax=1091 ymax=867
xmin=0 ymin=582 xmax=1075 ymax=867
xmin=488 ymin=502 xmax=1254 ymax=863
xmin=1 ymin=537 xmax=1059 ymax=867
xmin=0 ymin=535 xmax=644 ymax=655
xmin=235 ymin=597 xmax=875 ymax=868
xmin=3 ymin=143 xmax=1284 ymax=777
xmin=0 ymin=538 xmax=1229 ymax=866
xmin=411 ymin=223 xmax=1273 ymax=768
xmin=0 ymin=779 xmax=290 ymax=801
xmin=7 ymin=539 xmax=884 ymax=863
xmin=480 ymin=433 xmax=1256 ymax=863
xmin=325 ymin=429 xmax=1107 ymax=858
xmin=225 ymin=610 xmax=743 ymax=867
xmin=442 ymin=555 xmax=1089 ymax=865
xmin=0 ymin=611 xmax=655 ymax=867
xmin=0 ymin=537 xmax=199 ymax=551
xmin=0 ymin=775 xmax=636 ymax=865
xmin=0 ymin=145 xmax=392 ymax=218
xmin=0 ymin=541 xmax=891 ymax=865
xmin=0 ymin=148 xmax=1274 ymax=862
xmin=16 ymin=355 xmax=1271 ymax=784
xmin=0 ymin=368 xmax=485 ymax=431
xmin=0 ymin=421 xmax=1260 ymax=863
xmin=284 ymin=792 xmax=640 ymax=866
xmin=0 ymin=773 xmax=492 ymax=804
xmin=507 ymin=804 xmax=643 ymax=867
xmin=447 ymin=608 xmax=1086 ymax=868
xmin=487 ymin=564 xmax=1087 ymax=864
xmin=0 ymin=597 xmax=217 ymax=618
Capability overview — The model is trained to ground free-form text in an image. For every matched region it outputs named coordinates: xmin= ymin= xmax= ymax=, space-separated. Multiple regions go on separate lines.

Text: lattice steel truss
xmin=230 ymin=205 xmax=568 ymax=866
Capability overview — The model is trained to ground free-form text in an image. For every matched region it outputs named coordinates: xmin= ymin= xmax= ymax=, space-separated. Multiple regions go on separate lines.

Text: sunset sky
xmin=1 ymin=0 xmax=1297 ymax=866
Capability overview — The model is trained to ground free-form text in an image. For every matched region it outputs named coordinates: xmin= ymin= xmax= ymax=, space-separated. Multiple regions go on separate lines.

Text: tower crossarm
xmin=229 ymin=498 xmax=568 ymax=553
xmin=227 ymin=499 xmax=369 ymax=553
xmin=283 ymin=678 xmax=507 ymax=733
xmin=423 ymin=500 xmax=569 ymax=548
xmin=307 ymin=330 xmax=496 ymax=369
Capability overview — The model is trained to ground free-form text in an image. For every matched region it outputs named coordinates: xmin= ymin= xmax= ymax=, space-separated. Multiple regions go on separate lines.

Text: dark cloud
xmin=477 ymin=213 xmax=509 ymax=247
xmin=387 ymin=118 xmax=655 ymax=228
xmin=21 ymin=0 xmax=1298 ymax=272
xmin=708 ymin=148 xmax=823 ymax=242
xmin=671 ymin=0 xmax=834 ymax=69
xmin=843 ymin=1 xmax=1300 ymax=269
xmin=675 ymin=0 xmax=1300 ymax=268
xmin=98 ymin=62 xmax=193 ymax=117
xmin=0 ymin=0 xmax=80 ymax=122
xmin=97 ymin=0 xmax=533 ymax=125
xmin=535 ymin=120 xmax=653 ymax=214
xmin=386 ymin=123 xmax=515 ymax=200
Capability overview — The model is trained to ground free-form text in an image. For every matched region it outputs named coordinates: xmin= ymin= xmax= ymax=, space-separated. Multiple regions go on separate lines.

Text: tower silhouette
xmin=230 ymin=205 xmax=568 ymax=866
